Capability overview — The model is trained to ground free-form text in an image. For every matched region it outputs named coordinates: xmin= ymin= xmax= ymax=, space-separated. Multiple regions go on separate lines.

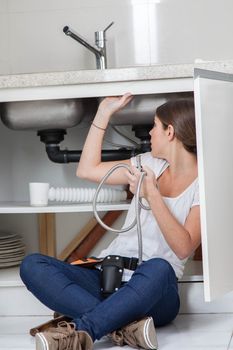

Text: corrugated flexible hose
xmin=93 ymin=159 xmax=150 ymax=265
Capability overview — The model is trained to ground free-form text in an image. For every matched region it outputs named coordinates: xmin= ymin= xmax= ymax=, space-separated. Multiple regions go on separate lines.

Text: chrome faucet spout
xmin=63 ymin=23 xmax=114 ymax=69
xmin=63 ymin=26 xmax=101 ymax=57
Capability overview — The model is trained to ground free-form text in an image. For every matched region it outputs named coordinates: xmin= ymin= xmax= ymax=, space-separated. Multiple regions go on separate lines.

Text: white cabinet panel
xmin=194 ymin=69 xmax=233 ymax=301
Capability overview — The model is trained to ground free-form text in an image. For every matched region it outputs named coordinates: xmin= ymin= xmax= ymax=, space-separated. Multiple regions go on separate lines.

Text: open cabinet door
xmin=194 ymin=69 xmax=233 ymax=301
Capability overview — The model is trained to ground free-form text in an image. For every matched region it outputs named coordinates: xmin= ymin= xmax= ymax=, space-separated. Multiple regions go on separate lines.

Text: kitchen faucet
xmin=63 ymin=22 xmax=114 ymax=69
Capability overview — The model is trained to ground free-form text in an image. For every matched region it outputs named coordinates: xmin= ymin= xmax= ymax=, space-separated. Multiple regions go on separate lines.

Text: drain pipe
xmin=37 ymin=129 xmax=137 ymax=163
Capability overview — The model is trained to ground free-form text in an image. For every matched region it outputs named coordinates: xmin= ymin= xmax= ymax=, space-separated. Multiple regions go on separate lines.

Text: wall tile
xmin=149 ymin=0 xmax=233 ymax=65
xmin=0 ymin=0 xmax=8 ymax=13
xmin=0 ymin=13 xmax=10 ymax=75
xmin=9 ymin=10 xmax=94 ymax=74
xmin=9 ymin=1 xmax=150 ymax=74
xmin=5 ymin=0 xmax=233 ymax=74
xmin=8 ymin=0 xmax=80 ymax=12
xmin=8 ymin=0 xmax=148 ymax=13
xmin=100 ymin=1 xmax=150 ymax=68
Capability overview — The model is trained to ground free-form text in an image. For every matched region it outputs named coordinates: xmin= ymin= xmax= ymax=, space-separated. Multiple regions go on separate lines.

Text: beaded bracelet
xmin=92 ymin=123 xmax=106 ymax=131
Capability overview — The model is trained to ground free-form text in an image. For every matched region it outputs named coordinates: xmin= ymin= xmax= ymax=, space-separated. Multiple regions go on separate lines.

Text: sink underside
xmin=0 ymin=93 xmax=193 ymax=130
xmin=0 ymin=98 xmax=85 ymax=130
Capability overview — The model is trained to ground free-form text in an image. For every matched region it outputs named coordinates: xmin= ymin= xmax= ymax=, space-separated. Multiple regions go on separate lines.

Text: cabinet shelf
xmin=0 ymin=262 xmax=203 ymax=288
xmin=0 ymin=201 xmax=131 ymax=214
xmin=0 ymin=267 xmax=23 ymax=287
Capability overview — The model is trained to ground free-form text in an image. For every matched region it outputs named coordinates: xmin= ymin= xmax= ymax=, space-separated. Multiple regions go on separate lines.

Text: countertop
xmin=1 ymin=59 xmax=233 ymax=89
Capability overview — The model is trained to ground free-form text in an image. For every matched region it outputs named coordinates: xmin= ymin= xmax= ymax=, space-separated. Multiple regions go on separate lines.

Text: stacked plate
xmin=0 ymin=232 xmax=25 ymax=268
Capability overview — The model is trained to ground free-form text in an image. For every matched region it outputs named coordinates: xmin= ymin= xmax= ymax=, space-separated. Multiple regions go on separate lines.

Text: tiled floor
xmin=0 ymin=314 xmax=233 ymax=350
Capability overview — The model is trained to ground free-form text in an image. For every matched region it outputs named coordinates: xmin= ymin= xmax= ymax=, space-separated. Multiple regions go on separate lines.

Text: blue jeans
xmin=20 ymin=253 xmax=180 ymax=341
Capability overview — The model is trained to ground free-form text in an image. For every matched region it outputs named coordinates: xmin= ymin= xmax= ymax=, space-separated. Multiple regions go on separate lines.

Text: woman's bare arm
xmin=77 ymin=94 xmax=133 ymax=185
xmin=127 ymin=165 xmax=201 ymax=259
xmin=149 ymin=194 xmax=201 ymax=260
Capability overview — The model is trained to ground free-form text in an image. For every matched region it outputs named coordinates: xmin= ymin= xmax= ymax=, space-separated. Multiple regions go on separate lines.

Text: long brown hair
xmin=156 ymin=98 xmax=196 ymax=155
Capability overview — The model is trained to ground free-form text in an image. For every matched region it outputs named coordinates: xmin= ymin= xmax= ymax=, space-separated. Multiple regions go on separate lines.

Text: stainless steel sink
xmin=0 ymin=98 xmax=86 ymax=130
xmin=0 ymin=92 xmax=193 ymax=131
xmin=111 ymin=95 xmax=167 ymax=125
xmin=103 ymin=92 xmax=193 ymax=125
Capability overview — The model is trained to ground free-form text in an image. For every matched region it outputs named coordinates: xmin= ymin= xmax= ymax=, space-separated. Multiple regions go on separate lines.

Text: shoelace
xmin=49 ymin=321 xmax=81 ymax=350
xmin=122 ymin=327 xmax=140 ymax=348
xmin=111 ymin=327 xmax=139 ymax=349
xmin=110 ymin=330 xmax=124 ymax=346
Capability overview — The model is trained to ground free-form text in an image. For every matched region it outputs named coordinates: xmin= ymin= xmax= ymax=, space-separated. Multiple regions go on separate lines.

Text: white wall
xmin=1 ymin=0 xmax=233 ymax=75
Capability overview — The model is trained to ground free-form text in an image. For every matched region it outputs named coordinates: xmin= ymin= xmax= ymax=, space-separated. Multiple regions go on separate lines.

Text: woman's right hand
xmin=98 ymin=93 xmax=133 ymax=118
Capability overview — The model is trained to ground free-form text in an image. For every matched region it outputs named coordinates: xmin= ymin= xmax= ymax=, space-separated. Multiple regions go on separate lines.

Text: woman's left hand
xmin=126 ymin=165 xmax=158 ymax=199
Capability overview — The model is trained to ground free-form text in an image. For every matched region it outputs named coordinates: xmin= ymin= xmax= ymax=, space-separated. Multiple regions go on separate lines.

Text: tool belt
xmin=71 ymin=255 xmax=139 ymax=298
xmin=71 ymin=255 xmax=139 ymax=270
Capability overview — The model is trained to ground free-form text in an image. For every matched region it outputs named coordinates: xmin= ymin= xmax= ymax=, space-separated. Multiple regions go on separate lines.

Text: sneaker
xmin=35 ymin=321 xmax=93 ymax=350
xmin=110 ymin=317 xmax=157 ymax=349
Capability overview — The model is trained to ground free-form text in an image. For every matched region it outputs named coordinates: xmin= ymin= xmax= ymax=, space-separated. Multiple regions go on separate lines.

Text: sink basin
xmin=100 ymin=93 xmax=193 ymax=125
xmin=111 ymin=95 xmax=167 ymax=125
xmin=0 ymin=98 xmax=85 ymax=130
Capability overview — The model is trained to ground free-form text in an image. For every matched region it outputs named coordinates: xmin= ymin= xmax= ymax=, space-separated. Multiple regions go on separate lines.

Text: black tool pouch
xmin=100 ymin=255 xmax=124 ymax=298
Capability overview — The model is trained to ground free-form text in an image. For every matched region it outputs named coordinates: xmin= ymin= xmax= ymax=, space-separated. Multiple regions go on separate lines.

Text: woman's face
xmin=149 ymin=115 xmax=168 ymax=158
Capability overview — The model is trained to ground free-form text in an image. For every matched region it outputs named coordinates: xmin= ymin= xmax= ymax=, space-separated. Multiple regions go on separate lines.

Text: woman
xmin=20 ymin=94 xmax=200 ymax=350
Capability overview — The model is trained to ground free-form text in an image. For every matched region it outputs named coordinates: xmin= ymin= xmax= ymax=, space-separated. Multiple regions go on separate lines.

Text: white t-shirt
xmin=98 ymin=152 xmax=199 ymax=280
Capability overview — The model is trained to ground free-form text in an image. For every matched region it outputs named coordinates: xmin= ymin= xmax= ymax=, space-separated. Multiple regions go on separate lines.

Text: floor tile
xmin=227 ymin=332 xmax=233 ymax=349
xmin=173 ymin=314 xmax=233 ymax=332
xmin=0 ymin=315 xmax=51 ymax=334
xmin=0 ymin=314 xmax=233 ymax=350
xmin=0 ymin=334 xmax=35 ymax=349
xmin=157 ymin=329 xmax=231 ymax=350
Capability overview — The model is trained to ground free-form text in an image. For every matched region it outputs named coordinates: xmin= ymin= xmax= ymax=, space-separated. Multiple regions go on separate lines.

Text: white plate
xmin=0 ymin=249 xmax=25 ymax=255
xmin=0 ymin=232 xmax=18 ymax=240
xmin=0 ymin=255 xmax=25 ymax=262
xmin=0 ymin=251 xmax=24 ymax=258
xmin=0 ymin=247 xmax=25 ymax=254
xmin=0 ymin=257 xmax=25 ymax=263
xmin=0 ymin=260 xmax=23 ymax=268
xmin=0 ymin=239 xmax=24 ymax=246
xmin=0 ymin=243 xmax=24 ymax=250
xmin=0 ymin=254 xmax=24 ymax=261
xmin=0 ymin=235 xmax=22 ymax=244
xmin=0 ymin=243 xmax=23 ymax=250
xmin=0 ymin=249 xmax=24 ymax=256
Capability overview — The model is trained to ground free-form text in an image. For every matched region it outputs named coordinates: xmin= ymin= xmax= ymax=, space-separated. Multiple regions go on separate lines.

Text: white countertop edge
xmin=0 ymin=77 xmax=194 ymax=102
xmin=0 ymin=63 xmax=194 ymax=88
xmin=1 ymin=59 xmax=233 ymax=89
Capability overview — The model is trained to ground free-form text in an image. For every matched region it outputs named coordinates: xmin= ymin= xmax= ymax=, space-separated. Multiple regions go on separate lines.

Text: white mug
xmin=29 ymin=182 xmax=49 ymax=206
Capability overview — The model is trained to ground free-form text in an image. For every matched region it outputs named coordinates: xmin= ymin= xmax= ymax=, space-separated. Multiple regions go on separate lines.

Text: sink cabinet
xmin=0 ymin=72 xmax=194 ymax=212
xmin=1 ymin=66 xmax=233 ymax=315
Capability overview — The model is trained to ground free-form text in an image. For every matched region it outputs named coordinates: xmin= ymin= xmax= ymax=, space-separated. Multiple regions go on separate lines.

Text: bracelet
xmin=92 ymin=123 xmax=106 ymax=131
